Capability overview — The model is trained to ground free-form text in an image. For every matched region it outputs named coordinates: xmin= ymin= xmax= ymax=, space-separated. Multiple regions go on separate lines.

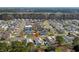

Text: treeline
xmin=0 ymin=35 xmax=79 ymax=52
xmin=0 ymin=13 xmax=79 ymax=20
xmin=0 ymin=41 xmax=53 ymax=52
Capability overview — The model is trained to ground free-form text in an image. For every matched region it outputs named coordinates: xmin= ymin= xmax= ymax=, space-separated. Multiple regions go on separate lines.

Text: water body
xmin=0 ymin=7 xmax=79 ymax=13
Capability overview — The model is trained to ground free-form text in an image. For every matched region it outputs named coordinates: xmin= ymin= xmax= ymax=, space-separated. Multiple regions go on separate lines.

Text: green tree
xmin=56 ymin=36 xmax=65 ymax=45
xmin=0 ymin=42 xmax=8 ymax=52
xmin=11 ymin=41 xmax=27 ymax=52
xmin=26 ymin=42 xmax=36 ymax=52
xmin=73 ymin=37 xmax=79 ymax=46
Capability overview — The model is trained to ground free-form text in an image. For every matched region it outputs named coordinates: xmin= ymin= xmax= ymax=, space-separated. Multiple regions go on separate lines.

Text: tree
xmin=11 ymin=41 xmax=27 ymax=52
xmin=73 ymin=37 xmax=79 ymax=46
xmin=26 ymin=42 xmax=36 ymax=52
xmin=56 ymin=36 xmax=65 ymax=45
xmin=0 ymin=37 xmax=5 ymax=41
xmin=0 ymin=42 xmax=8 ymax=52
xmin=73 ymin=45 xmax=79 ymax=52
